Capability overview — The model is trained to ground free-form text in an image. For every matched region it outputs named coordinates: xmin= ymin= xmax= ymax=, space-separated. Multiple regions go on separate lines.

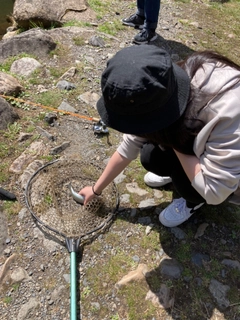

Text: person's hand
xmin=78 ymin=186 xmax=95 ymax=205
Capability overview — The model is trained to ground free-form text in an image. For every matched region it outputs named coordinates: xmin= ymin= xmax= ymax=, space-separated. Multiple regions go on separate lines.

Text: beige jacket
xmin=117 ymin=63 xmax=240 ymax=205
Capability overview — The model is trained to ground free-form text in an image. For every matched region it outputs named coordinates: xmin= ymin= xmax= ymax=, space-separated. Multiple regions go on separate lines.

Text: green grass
xmin=0 ymin=163 xmax=9 ymax=182
xmin=120 ymin=284 xmax=158 ymax=320
xmin=3 ymin=201 xmax=22 ymax=219
xmin=81 ymin=286 xmax=92 ymax=301
xmin=140 ymin=229 xmax=162 ymax=251
xmin=2 ymin=296 xmax=12 ymax=304
xmin=63 ymin=20 xmax=92 ymax=28
xmin=88 ymin=0 xmax=110 ymax=18
xmin=174 ymin=0 xmax=240 ymax=64
xmin=73 ymin=36 xmax=85 ymax=46
xmin=0 ymin=142 xmax=10 ymax=158
xmin=33 ymin=91 xmax=64 ymax=109
xmin=110 ymin=314 xmax=120 ymax=320
xmin=174 ymin=242 xmax=192 ymax=263
xmin=3 ymin=122 xmax=22 ymax=140
xmin=98 ymin=19 xmax=125 ymax=36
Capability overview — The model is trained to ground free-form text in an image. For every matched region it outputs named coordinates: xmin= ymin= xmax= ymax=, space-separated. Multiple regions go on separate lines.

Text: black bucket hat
xmin=97 ymin=45 xmax=190 ymax=135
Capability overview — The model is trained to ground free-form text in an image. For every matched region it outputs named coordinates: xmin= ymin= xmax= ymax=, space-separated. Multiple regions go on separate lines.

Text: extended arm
xmin=79 ymin=150 xmax=132 ymax=204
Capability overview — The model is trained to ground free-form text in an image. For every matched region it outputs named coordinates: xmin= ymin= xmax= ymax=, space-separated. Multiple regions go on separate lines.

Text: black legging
xmin=140 ymin=143 xmax=205 ymax=207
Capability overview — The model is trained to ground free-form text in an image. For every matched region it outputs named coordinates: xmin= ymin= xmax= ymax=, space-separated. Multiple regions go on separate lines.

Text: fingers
xmin=78 ymin=186 xmax=95 ymax=205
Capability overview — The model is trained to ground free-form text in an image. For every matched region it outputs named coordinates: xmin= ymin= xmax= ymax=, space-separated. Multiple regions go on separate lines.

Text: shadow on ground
xmin=116 ymin=178 xmax=240 ymax=320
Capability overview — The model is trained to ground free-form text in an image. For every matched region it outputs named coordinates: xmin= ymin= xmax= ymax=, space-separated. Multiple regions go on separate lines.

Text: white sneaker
xmin=159 ymin=198 xmax=204 ymax=227
xmin=144 ymin=172 xmax=172 ymax=187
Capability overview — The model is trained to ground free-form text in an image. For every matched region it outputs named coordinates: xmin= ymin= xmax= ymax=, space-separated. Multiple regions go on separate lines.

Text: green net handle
xmin=70 ymin=252 xmax=78 ymax=320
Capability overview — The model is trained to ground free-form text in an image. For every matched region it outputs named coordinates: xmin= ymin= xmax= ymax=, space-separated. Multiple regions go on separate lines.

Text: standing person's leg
xmin=144 ymin=0 xmax=160 ymax=31
xmin=133 ymin=0 xmax=160 ymax=44
xmin=140 ymin=143 xmax=205 ymax=227
xmin=122 ymin=0 xmax=145 ymax=29
xmin=136 ymin=0 xmax=145 ymax=16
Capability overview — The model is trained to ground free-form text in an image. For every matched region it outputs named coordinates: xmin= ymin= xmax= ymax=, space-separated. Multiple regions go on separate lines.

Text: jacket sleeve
xmin=192 ymin=88 xmax=240 ymax=204
xmin=117 ymin=134 xmax=147 ymax=160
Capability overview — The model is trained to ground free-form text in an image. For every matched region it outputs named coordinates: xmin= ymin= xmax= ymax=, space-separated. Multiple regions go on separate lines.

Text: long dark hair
xmin=139 ymin=51 xmax=240 ymax=154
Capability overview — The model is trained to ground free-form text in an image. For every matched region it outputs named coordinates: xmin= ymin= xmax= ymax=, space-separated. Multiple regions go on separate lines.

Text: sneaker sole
xmin=144 ymin=180 xmax=172 ymax=188
xmin=122 ymin=21 xmax=143 ymax=28
xmin=133 ymin=34 xmax=158 ymax=44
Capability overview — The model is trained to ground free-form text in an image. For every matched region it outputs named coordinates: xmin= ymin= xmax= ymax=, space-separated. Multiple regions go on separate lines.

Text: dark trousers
xmin=140 ymin=143 xmax=205 ymax=207
xmin=137 ymin=0 xmax=160 ymax=30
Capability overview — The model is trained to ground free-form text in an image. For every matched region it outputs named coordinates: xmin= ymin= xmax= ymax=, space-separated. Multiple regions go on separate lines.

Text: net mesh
xmin=25 ymin=159 xmax=118 ymax=239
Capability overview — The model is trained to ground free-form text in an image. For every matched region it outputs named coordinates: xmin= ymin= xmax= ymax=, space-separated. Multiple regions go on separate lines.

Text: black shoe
xmin=122 ymin=13 xmax=144 ymax=28
xmin=133 ymin=29 xmax=157 ymax=44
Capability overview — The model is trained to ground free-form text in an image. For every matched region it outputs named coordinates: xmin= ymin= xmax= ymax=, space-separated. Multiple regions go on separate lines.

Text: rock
xmin=138 ymin=216 xmax=152 ymax=225
xmin=19 ymin=159 xmax=44 ymax=190
xmin=51 ymin=285 xmax=65 ymax=300
xmin=170 ymin=227 xmax=186 ymax=240
xmin=78 ymin=91 xmax=100 ymax=109
xmin=221 ymin=259 xmax=240 ymax=271
xmin=58 ymin=101 xmax=77 ymax=113
xmin=36 ymin=126 xmax=55 ymax=140
xmin=0 ymin=254 xmax=17 ymax=289
xmin=145 ymin=284 xmax=174 ymax=309
xmin=0 ymin=97 xmax=20 ymax=130
xmin=114 ymin=171 xmax=126 ymax=184
xmin=209 ymin=279 xmax=230 ymax=310
xmin=91 ymin=301 xmax=100 ymax=310
xmin=13 ymin=0 xmax=95 ymax=28
xmin=11 ymin=267 xmax=30 ymax=283
xmin=138 ymin=198 xmax=155 ymax=209
xmin=0 ymin=29 xmax=56 ymax=62
xmin=56 ymin=80 xmax=76 ymax=90
xmin=126 ymin=182 xmax=148 ymax=196
xmin=63 ymin=274 xmax=70 ymax=283
xmin=17 ymin=132 xmax=33 ymax=142
xmin=10 ymin=57 xmax=42 ymax=77
xmin=145 ymin=224 xmax=154 ymax=235
xmin=49 ymin=141 xmax=71 ymax=155
xmin=18 ymin=207 xmax=28 ymax=220
xmin=9 ymin=141 xmax=47 ymax=174
xmin=0 ymin=71 xmax=24 ymax=95
xmin=2 ymin=30 xmax=20 ymax=40
xmin=89 ymin=35 xmax=105 ymax=47
xmin=194 ymin=223 xmax=209 ymax=238
xmin=132 ymin=255 xmax=140 ymax=263
xmin=120 ymin=194 xmax=130 ymax=204
xmin=59 ymin=67 xmax=77 ymax=80
xmin=160 ymin=258 xmax=183 ymax=279
xmin=3 ymin=248 xmax=11 ymax=256
xmin=44 ymin=112 xmax=58 ymax=124
xmin=191 ymin=252 xmax=210 ymax=267
xmin=17 ymin=297 xmax=40 ymax=320
xmin=33 ymin=228 xmax=61 ymax=252
xmin=153 ymin=189 xmax=163 ymax=199
xmin=5 ymin=238 xmax=11 ymax=244
xmin=115 ymin=264 xmax=148 ymax=288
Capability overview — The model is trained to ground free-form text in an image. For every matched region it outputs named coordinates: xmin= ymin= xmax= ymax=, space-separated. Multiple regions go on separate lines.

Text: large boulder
xmin=13 ymin=0 xmax=96 ymax=29
xmin=0 ymin=97 xmax=20 ymax=130
xmin=0 ymin=29 xmax=56 ymax=62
